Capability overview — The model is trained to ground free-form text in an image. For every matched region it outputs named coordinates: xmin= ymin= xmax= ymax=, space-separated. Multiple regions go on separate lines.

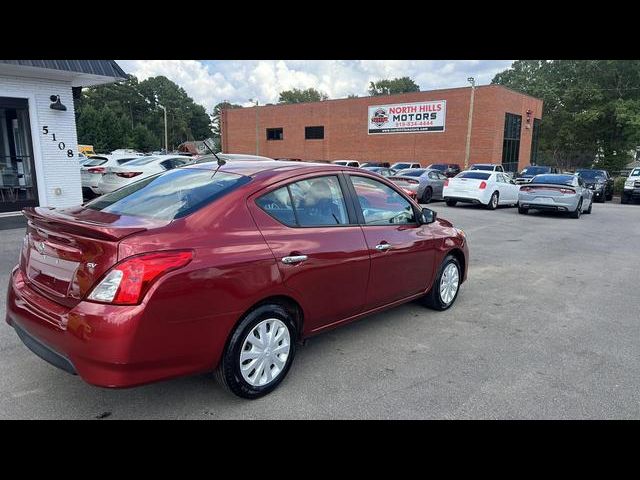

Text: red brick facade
xmin=221 ymin=84 xmax=543 ymax=172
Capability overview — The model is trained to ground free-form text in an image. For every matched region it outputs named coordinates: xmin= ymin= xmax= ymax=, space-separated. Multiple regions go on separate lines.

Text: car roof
xmin=188 ymin=160 xmax=343 ymax=177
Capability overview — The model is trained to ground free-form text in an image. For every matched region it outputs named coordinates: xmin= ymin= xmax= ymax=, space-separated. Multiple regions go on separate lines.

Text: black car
xmin=360 ymin=162 xmax=391 ymax=168
xmin=515 ymin=165 xmax=560 ymax=185
xmin=428 ymin=163 xmax=461 ymax=178
xmin=576 ymin=169 xmax=614 ymax=202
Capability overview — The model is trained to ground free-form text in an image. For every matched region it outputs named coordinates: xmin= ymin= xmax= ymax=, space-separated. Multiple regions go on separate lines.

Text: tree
xmin=368 ymin=77 xmax=420 ymax=96
xmin=278 ymin=88 xmax=328 ymax=104
xmin=492 ymin=60 xmax=640 ymax=172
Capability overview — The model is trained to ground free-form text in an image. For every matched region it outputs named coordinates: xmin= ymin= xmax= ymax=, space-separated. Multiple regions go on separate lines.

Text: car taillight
xmin=86 ymin=250 xmax=193 ymax=305
xmin=88 ymin=167 xmax=106 ymax=174
xmin=479 ymin=181 xmax=487 ymax=189
xmin=404 ymin=179 xmax=419 ymax=184
xmin=116 ymin=171 xmax=143 ymax=178
xmin=521 ymin=186 xmax=532 ymax=192
xmin=444 ymin=179 xmax=449 ymax=187
xmin=560 ymin=188 xmax=575 ymax=194
xmin=402 ymin=188 xmax=415 ymax=197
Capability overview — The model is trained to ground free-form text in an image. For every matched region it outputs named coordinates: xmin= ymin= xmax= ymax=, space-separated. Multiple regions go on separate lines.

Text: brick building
xmin=221 ymin=84 xmax=543 ymax=173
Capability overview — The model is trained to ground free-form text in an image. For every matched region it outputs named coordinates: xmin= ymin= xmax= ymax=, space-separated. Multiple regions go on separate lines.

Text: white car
xmin=81 ymin=154 xmax=141 ymax=197
xmin=332 ymin=160 xmax=360 ymax=167
xmin=443 ymin=171 xmax=520 ymax=209
xmin=96 ymin=155 xmax=193 ymax=194
xmin=621 ymin=167 xmax=640 ymax=204
xmin=391 ymin=162 xmax=421 ymax=170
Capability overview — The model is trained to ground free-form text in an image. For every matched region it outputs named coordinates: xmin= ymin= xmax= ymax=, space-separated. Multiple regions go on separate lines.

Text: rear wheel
xmin=422 ymin=255 xmax=462 ymax=311
xmin=518 ymin=206 xmax=528 ymax=214
xmin=445 ymin=199 xmax=457 ymax=207
xmin=570 ymin=198 xmax=583 ymax=219
xmin=421 ymin=187 xmax=433 ymax=204
xmin=585 ymin=199 xmax=592 ymax=214
xmin=486 ymin=192 xmax=499 ymax=210
xmin=215 ymin=304 xmax=297 ymax=399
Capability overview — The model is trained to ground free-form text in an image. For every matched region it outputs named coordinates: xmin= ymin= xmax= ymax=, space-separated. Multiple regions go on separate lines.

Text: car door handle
xmin=375 ymin=243 xmax=392 ymax=251
xmin=281 ymin=255 xmax=308 ymax=264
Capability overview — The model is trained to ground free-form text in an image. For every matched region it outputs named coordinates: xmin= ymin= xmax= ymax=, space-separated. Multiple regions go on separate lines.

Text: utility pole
xmin=158 ymin=104 xmax=168 ymax=153
xmin=464 ymin=77 xmax=476 ymax=169
xmin=249 ymin=98 xmax=259 ymax=155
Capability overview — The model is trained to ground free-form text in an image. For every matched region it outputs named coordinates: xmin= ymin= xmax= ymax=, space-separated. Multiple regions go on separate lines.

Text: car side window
xmin=428 ymin=172 xmax=438 ymax=179
xmin=257 ymin=175 xmax=349 ymax=227
xmin=350 ymin=176 xmax=416 ymax=225
xmin=438 ymin=173 xmax=447 ymax=180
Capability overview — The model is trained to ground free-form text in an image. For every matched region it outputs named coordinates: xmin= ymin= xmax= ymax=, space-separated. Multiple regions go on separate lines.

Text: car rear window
xmin=124 ymin=156 xmax=161 ymax=166
xmin=457 ymin=172 xmax=491 ymax=180
xmin=520 ymin=166 xmax=550 ymax=176
xmin=85 ymin=168 xmax=250 ymax=220
xmin=116 ymin=157 xmax=138 ymax=165
xmin=428 ymin=164 xmax=446 ymax=171
xmin=84 ymin=157 xmax=108 ymax=166
xmin=398 ymin=169 xmax=426 ymax=177
xmin=532 ymin=174 xmax=575 ymax=185
xmin=470 ymin=165 xmax=494 ymax=171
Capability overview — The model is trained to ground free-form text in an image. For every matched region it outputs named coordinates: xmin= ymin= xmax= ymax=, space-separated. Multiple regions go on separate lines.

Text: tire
xmin=421 ymin=187 xmax=433 ymax=204
xmin=621 ymin=194 xmax=629 ymax=204
xmin=215 ymin=304 xmax=297 ymax=399
xmin=486 ymin=191 xmax=499 ymax=210
xmin=422 ymin=254 xmax=462 ymax=311
xmin=570 ymin=198 xmax=583 ymax=219
xmin=518 ymin=206 xmax=528 ymax=214
xmin=585 ymin=199 xmax=592 ymax=214
xmin=446 ymin=199 xmax=457 ymax=207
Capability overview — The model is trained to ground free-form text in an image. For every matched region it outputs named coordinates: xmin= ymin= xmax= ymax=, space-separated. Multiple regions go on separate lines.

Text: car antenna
xmin=202 ymin=139 xmax=226 ymax=178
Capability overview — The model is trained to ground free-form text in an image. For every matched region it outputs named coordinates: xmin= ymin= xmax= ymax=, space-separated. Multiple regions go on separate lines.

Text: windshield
xmin=470 ymin=165 xmax=494 ymax=171
xmin=428 ymin=164 xmax=446 ymax=171
xmin=577 ymin=170 xmax=606 ymax=180
xmin=397 ymin=169 xmax=426 ymax=177
xmin=85 ymin=168 xmax=250 ymax=220
xmin=532 ymin=174 xmax=575 ymax=186
xmin=630 ymin=168 xmax=640 ymax=177
xmin=520 ymin=166 xmax=550 ymax=176
xmin=457 ymin=172 xmax=491 ymax=180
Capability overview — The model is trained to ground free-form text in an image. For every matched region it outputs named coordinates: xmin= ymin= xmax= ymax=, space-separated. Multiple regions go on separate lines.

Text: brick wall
xmin=1 ymin=75 xmax=82 ymax=209
xmin=223 ymin=84 xmax=543 ymax=172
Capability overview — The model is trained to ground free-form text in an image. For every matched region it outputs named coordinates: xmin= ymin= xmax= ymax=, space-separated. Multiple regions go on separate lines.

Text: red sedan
xmin=6 ymin=160 xmax=469 ymax=399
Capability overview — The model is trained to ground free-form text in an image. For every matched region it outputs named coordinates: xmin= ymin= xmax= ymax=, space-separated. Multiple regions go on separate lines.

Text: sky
xmin=116 ymin=60 xmax=514 ymax=113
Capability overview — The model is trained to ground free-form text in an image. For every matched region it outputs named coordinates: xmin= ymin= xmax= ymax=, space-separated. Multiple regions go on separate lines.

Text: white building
xmin=0 ymin=60 xmax=126 ymax=224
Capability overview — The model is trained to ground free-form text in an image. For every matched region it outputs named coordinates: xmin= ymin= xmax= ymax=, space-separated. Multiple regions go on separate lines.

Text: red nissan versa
xmin=6 ymin=160 xmax=468 ymax=399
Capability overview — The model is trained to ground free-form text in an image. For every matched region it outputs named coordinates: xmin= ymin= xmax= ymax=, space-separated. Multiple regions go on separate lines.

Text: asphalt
xmin=1 ymin=199 xmax=639 ymax=419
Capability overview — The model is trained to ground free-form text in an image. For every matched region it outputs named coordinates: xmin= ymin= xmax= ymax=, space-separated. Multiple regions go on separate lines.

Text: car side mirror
xmin=420 ymin=207 xmax=437 ymax=224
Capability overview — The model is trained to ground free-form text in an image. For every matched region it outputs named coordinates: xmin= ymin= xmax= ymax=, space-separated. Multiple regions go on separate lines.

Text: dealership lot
xmin=1 ymin=201 xmax=639 ymax=419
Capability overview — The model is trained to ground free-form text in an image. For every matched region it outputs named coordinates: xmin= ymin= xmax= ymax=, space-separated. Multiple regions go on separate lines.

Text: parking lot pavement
xmin=1 ymin=201 xmax=639 ymax=419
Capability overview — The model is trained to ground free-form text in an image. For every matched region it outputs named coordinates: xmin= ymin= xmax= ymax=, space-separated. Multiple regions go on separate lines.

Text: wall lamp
xmin=49 ymin=95 xmax=67 ymax=111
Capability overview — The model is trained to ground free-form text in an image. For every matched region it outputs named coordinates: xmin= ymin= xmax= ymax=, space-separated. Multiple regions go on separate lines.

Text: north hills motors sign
xmin=368 ymin=100 xmax=446 ymax=134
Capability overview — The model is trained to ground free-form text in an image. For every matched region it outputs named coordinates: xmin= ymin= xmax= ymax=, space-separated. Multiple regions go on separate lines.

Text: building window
xmin=530 ymin=118 xmax=541 ymax=165
xmin=305 ymin=126 xmax=324 ymax=140
xmin=502 ymin=113 xmax=522 ymax=173
xmin=266 ymin=128 xmax=283 ymax=141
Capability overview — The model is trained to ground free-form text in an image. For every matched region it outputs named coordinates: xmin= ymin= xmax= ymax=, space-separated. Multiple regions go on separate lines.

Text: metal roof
xmin=0 ymin=60 xmax=127 ymax=80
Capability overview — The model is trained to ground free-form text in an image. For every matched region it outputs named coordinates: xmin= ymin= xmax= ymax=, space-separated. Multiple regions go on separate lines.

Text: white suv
xmin=622 ymin=167 xmax=640 ymax=204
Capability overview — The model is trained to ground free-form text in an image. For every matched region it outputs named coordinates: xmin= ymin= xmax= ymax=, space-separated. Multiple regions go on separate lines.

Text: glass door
xmin=0 ymin=97 xmax=38 ymax=212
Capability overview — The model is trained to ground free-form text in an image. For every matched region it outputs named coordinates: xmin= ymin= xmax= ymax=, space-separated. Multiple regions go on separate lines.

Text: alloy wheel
xmin=439 ymin=262 xmax=460 ymax=305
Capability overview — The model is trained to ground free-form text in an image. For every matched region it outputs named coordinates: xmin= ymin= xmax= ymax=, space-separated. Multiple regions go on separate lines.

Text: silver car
xmin=518 ymin=173 xmax=593 ymax=218
xmin=389 ymin=168 xmax=447 ymax=203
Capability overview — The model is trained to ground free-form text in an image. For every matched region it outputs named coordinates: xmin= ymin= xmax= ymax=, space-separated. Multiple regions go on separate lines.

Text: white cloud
xmin=116 ymin=60 xmax=514 ymax=113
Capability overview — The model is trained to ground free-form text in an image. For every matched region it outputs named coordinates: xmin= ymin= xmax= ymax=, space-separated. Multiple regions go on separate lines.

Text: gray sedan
xmin=389 ymin=168 xmax=448 ymax=203
xmin=518 ymin=173 xmax=593 ymax=218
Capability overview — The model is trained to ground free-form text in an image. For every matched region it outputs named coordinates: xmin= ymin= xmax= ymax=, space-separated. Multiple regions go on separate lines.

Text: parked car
xmin=6 ymin=160 xmax=468 ymax=399
xmin=427 ymin=163 xmax=461 ymax=178
xmin=621 ymin=167 xmax=640 ymax=204
xmin=576 ymin=169 xmax=614 ymax=202
xmin=331 ymin=160 xmax=360 ymax=168
xmin=518 ymin=173 xmax=593 ymax=218
xmin=80 ymin=154 xmax=141 ymax=198
xmin=360 ymin=162 xmax=391 ymax=168
xmin=390 ymin=162 xmax=421 ymax=170
xmin=515 ymin=165 xmax=560 ymax=184
xmin=96 ymin=155 xmax=192 ymax=195
xmin=195 ymin=153 xmax=274 ymax=164
xmin=444 ymin=171 xmax=520 ymax=209
xmin=470 ymin=163 xmax=506 ymax=174
xmin=360 ymin=166 xmax=397 ymax=177
xmin=389 ymin=168 xmax=447 ymax=203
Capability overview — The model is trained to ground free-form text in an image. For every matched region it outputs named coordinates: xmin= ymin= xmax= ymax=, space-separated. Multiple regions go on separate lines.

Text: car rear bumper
xmin=5 ymin=267 xmax=219 ymax=388
xmin=519 ymin=193 xmax=580 ymax=212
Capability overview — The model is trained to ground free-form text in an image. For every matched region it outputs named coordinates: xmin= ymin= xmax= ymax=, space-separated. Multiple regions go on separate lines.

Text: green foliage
xmin=368 ymin=77 xmax=420 ymax=96
xmin=492 ymin=60 xmax=640 ymax=172
xmin=614 ymin=176 xmax=627 ymax=195
xmin=278 ymin=88 xmax=328 ymax=104
xmin=75 ymin=74 xmax=213 ymax=152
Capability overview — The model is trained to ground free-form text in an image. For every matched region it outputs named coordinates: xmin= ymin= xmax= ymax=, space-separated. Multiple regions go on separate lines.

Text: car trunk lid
xmin=20 ymin=206 xmax=166 ymax=308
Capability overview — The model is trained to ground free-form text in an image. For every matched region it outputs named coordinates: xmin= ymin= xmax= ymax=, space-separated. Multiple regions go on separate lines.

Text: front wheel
xmin=215 ymin=304 xmax=297 ymax=399
xmin=585 ymin=199 xmax=592 ymax=214
xmin=422 ymin=255 xmax=462 ymax=311
xmin=518 ymin=206 xmax=528 ymax=214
